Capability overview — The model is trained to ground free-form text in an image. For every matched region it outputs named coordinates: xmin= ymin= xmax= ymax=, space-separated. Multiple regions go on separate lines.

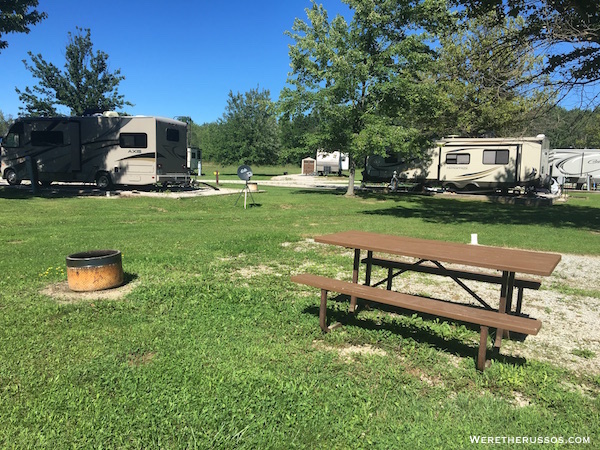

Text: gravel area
xmin=382 ymin=253 xmax=600 ymax=375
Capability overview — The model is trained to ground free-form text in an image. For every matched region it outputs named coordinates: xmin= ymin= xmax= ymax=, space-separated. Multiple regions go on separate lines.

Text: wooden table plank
xmin=314 ymin=231 xmax=561 ymax=277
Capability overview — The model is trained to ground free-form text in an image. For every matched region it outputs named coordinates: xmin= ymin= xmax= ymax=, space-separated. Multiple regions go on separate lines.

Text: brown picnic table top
xmin=314 ymin=230 xmax=561 ymax=277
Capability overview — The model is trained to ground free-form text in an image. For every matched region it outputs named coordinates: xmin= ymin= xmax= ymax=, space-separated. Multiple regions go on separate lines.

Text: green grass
xmin=0 ymin=185 xmax=599 ymax=448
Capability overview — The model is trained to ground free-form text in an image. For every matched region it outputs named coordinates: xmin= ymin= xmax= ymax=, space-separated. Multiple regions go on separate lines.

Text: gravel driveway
xmin=384 ymin=252 xmax=600 ymax=375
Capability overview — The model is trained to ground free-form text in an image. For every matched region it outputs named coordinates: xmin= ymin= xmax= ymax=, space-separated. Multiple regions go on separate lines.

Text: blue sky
xmin=2 ymin=1 xmax=597 ymax=124
xmin=1 ymin=0 xmax=351 ymax=124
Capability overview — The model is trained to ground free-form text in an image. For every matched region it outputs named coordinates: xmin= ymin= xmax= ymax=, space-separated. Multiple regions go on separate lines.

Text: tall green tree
xmin=16 ymin=27 xmax=132 ymax=116
xmin=453 ymin=1 xmax=600 ymax=101
xmin=195 ymin=122 xmax=225 ymax=163
xmin=434 ymin=12 xmax=553 ymax=137
xmin=219 ymin=87 xmax=280 ymax=165
xmin=280 ymin=0 xmax=449 ymax=195
xmin=0 ymin=0 xmax=46 ymax=52
xmin=527 ymin=107 xmax=600 ymax=148
xmin=278 ymin=113 xmax=320 ymax=164
xmin=0 ymin=110 xmax=13 ymax=136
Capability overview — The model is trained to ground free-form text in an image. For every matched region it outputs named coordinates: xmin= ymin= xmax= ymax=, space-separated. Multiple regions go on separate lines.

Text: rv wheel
xmin=5 ymin=169 xmax=21 ymax=186
xmin=96 ymin=172 xmax=112 ymax=190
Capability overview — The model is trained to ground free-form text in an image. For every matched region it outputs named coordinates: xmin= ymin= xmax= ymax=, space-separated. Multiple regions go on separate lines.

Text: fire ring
xmin=66 ymin=250 xmax=124 ymax=292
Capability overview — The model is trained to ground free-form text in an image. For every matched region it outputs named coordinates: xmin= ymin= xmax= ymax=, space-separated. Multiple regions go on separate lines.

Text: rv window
xmin=483 ymin=149 xmax=509 ymax=165
xmin=446 ymin=153 xmax=470 ymax=165
xmin=3 ymin=132 xmax=21 ymax=148
xmin=120 ymin=133 xmax=147 ymax=148
xmin=166 ymin=128 xmax=180 ymax=142
xmin=31 ymin=131 xmax=64 ymax=146
xmin=3 ymin=122 xmax=24 ymax=148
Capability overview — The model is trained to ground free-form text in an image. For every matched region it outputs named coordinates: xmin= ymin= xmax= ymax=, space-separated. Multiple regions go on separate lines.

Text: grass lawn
xmin=0 ymin=184 xmax=598 ymax=448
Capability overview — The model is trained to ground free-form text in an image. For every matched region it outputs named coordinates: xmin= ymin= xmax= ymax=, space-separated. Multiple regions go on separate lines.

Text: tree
xmin=526 ymin=106 xmax=600 ymax=148
xmin=219 ymin=87 xmax=280 ymax=165
xmin=16 ymin=27 xmax=132 ymax=116
xmin=278 ymin=113 xmax=320 ymax=164
xmin=0 ymin=0 xmax=46 ymax=52
xmin=0 ymin=110 xmax=13 ymax=136
xmin=454 ymin=1 xmax=600 ymax=101
xmin=195 ymin=121 xmax=225 ymax=163
xmin=433 ymin=12 xmax=553 ymax=137
xmin=280 ymin=0 xmax=449 ymax=195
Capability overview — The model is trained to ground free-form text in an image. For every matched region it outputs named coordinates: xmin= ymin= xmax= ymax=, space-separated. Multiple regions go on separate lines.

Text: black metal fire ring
xmin=66 ymin=250 xmax=122 ymax=268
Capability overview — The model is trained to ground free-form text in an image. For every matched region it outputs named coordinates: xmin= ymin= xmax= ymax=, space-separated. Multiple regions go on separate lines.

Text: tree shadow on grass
xmin=0 ymin=184 xmax=109 ymax=199
xmin=303 ymin=293 xmax=529 ymax=369
xmin=290 ymin=188 xmax=600 ymax=231
xmin=360 ymin=194 xmax=600 ymax=232
xmin=0 ymin=186 xmax=38 ymax=200
xmin=0 ymin=183 xmax=217 ymax=200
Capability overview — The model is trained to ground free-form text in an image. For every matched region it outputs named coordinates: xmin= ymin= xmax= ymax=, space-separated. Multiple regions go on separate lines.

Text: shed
xmin=302 ymin=157 xmax=316 ymax=175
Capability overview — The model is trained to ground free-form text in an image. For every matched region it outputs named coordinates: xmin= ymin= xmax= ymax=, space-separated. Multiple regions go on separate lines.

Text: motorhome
xmin=0 ymin=113 xmax=189 ymax=188
xmin=316 ymin=150 xmax=349 ymax=176
xmin=363 ymin=135 xmax=551 ymax=192
xmin=550 ymin=148 xmax=600 ymax=189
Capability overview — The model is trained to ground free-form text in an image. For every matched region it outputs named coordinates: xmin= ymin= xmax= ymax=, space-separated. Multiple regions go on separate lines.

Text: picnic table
xmin=292 ymin=230 xmax=561 ymax=370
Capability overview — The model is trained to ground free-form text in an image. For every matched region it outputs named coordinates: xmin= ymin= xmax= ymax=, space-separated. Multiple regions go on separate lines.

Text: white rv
xmin=550 ymin=149 xmax=600 ymax=188
xmin=0 ymin=113 xmax=189 ymax=189
xmin=316 ymin=150 xmax=349 ymax=176
xmin=363 ymin=135 xmax=551 ymax=191
xmin=187 ymin=147 xmax=201 ymax=175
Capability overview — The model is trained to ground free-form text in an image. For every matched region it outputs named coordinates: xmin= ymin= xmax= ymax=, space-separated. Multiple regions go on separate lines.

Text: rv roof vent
xmin=536 ymin=134 xmax=546 ymax=139
xmin=102 ymin=111 xmax=119 ymax=117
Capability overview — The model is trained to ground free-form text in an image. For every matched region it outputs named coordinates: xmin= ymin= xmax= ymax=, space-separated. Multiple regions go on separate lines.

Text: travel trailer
xmin=363 ymin=135 xmax=551 ymax=191
xmin=187 ymin=147 xmax=201 ymax=175
xmin=550 ymin=148 xmax=600 ymax=189
xmin=316 ymin=150 xmax=349 ymax=176
xmin=0 ymin=113 xmax=189 ymax=188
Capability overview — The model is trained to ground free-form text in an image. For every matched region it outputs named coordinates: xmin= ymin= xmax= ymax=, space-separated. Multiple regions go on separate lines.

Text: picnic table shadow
xmin=302 ymin=293 xmax=529 ymax=368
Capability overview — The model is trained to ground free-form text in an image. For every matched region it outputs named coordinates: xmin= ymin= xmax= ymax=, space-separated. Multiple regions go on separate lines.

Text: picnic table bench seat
xmin=291 ymin=273 xmax=541 ymax=371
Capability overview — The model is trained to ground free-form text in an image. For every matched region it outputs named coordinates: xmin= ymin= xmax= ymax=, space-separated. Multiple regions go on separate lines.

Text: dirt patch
xmin=127 ymin=351 xmax=156 ymax=367
xmin=313 ymin=340 xmax=387 ymax=362
xmin=41 ymin=280 xmax=139 ymax=304
xmin=281 ymin=239 xmax=315 ymax=252
xmin=374 ymin=253 xmax=600 ymax=375
xmin=237 ymin=265 xmax=276 ymax=278
xmin=509 ymin=391 xmax=532 ymax=408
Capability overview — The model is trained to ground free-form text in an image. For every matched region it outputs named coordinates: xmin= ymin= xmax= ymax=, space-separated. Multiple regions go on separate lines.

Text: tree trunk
xmin=345 ymin=156 xmax=356 ymax=197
